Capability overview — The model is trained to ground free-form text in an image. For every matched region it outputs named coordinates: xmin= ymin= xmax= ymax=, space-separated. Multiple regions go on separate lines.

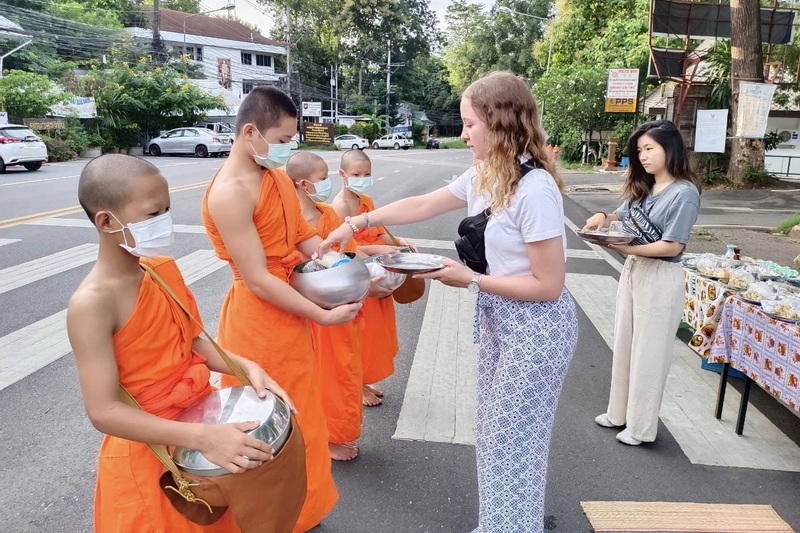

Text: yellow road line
xmin=0 ymin=180 xmax=211 ymax=231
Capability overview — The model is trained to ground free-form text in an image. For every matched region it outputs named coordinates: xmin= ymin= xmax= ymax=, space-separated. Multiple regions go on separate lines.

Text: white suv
xmin=372 ymin=133 xmax=413 ymax=150
xmin=0 ymin=125 xmax=48 ymax=173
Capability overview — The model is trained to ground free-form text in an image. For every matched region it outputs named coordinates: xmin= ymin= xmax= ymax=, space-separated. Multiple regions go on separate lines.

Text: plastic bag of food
xmin=727 ymin=268 xmax=754 ymax=289
xmin=742 ymin=281 xmax=779 ymax=302
xmin=696 ymin=255 xmax=721 ymax=275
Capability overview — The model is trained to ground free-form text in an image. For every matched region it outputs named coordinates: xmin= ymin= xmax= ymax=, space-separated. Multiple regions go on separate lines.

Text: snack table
xmin=683 ymin=269 xmax=731 ymax=357
xmin=709 ymin=295 xmax=800 ymax=434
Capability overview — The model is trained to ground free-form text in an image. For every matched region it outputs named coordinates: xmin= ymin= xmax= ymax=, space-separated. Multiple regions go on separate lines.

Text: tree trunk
xmin=728 ymin=0 xmax=765 ymax=185
xmin=358 ymin=62 xmax=363 ymax=96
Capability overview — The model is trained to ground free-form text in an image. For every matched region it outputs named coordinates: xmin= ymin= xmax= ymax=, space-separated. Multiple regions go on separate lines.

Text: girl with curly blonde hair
xmin=321 ymin=71 xmax=578 ymax=532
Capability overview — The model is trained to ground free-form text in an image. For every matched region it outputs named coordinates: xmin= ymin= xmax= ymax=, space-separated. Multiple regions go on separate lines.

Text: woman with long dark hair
xmin=584 ymin=119 xmax=701 ymax=445
xmin=320 ymin=71 xmax=578 ymax=532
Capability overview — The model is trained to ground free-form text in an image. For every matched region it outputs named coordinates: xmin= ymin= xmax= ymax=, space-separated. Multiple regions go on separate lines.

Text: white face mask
xmin=249 ymin=129 xmax=292 ymax=169
xmin=108 ymin=211 xmax=174 ymax=258
xmin=344 ymin=174 xmax=373 ymax=195
xmin=306 ymin=178 xmax=332 ymax=203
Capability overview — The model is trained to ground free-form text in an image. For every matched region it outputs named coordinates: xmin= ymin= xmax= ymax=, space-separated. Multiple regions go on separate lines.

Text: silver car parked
xmin=147 ymin=127 xmax=231 ymax=158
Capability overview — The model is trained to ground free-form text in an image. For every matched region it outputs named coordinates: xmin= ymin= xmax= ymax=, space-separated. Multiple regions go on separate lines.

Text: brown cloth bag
xmin=382 ymin=227 xmax=426 ymax=304
xmin=118 ymin=264 xmax=307 ymax=533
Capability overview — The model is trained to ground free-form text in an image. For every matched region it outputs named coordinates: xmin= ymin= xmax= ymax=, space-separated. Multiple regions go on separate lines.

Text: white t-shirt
xmin=448 ymin=165 xmax=567 ymax=277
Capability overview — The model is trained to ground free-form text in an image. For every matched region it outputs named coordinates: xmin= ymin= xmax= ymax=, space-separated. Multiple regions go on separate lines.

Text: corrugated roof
xmin=139 ymin=7 xmax=280 ymax=46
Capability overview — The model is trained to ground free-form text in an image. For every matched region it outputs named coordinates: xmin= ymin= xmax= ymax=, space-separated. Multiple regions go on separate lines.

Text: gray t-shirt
xmin=614 ymin=180 xmax=700 ymax=262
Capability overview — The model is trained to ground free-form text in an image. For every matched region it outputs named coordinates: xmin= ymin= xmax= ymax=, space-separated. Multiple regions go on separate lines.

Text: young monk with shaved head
xmin=202 ymin=87 xmax=361 ymax=530
xmin=286 ymin=152 xmax=394 ymax=460
xmin=67 ymin=154 xmax=292 ymax=532
xmin=331 ymin=150 xmax=413 ymax=406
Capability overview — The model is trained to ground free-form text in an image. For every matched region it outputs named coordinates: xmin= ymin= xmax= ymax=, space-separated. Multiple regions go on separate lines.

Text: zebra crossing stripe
xmin=0 ymin=250 xmax=226 ymax=391
xmin=0 ymin=243 xmax=98 ymax=296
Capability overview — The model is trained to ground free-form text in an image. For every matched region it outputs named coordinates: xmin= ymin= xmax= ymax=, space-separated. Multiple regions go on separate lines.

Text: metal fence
xmin=765 ymin=155 xmax=800 ymax=177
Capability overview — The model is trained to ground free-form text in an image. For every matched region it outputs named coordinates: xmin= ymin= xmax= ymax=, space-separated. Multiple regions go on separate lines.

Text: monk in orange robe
xmin=331 ymin=149 xmax=414 ymax=406
xmin=201 ymin=88 xmax=360 ymax=531
xmin=67 ymin=154 xmax=291 ymax=533
xmin=286 ymin=152 xmax=394 ymax=460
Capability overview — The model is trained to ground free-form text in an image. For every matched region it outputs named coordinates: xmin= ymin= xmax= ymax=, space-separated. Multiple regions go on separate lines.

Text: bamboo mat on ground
xmin=580 ymin=501 xmax=795 ymax=532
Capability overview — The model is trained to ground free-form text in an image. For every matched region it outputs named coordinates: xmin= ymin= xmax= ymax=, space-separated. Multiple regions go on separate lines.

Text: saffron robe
xmin=202 ymin=169 xmax=337 ymax=532
xmin=95 ymin=256 xmax=239 ymax=533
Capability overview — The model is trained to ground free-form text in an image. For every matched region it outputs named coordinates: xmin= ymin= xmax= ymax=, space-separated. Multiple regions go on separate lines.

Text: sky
xmin=200 ymin=0 xmax=488 ymax=37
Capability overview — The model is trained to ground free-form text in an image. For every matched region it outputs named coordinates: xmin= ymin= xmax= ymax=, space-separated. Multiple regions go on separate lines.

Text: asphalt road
xmin=0 ymin=150 xmax=798 ymax=533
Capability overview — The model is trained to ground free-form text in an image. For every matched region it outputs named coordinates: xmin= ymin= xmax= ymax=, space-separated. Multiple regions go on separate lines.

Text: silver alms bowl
xmin=364 ymin=256 xmax=407 ymax=290
xmin=172 ymin=386 xmax=291 ymax=477
xmin=290 ymin=252 xmax=371 ymax=309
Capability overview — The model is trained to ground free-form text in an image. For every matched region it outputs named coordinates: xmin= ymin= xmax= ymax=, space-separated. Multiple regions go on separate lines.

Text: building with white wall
xmin=126 ymin=8 xmax=286 ymax=106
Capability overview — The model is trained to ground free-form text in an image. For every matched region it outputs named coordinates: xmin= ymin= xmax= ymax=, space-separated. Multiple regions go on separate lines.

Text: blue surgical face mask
xmin=306 ymin=178 xmax=332 ymax=203
xmin=344 ymin=174 xmax=373 ymax=195
xmin=249 ymin=129 xmax=292 ymax=169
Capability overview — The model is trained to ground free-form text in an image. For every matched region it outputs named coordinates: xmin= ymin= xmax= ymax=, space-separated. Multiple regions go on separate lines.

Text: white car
xmin=372 ymin=133 xmax=413 ymax=150
xmin=334 ymin=134 xmax=368 ymax=150
xmin=290 ymin=133 xmax=299 ymax=150
xmin=147 ymin=127 xmax=231 ymax=158
xmin=0 ymin=124 xmax=48 ymax=173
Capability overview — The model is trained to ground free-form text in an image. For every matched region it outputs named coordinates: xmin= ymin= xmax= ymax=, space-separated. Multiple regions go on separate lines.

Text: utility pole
xmin=385 ymin=44 xmax=391 ymax=126
xmin=152 ymin=0 xmax=162 ymax=64
xmin=385 ymin=41 xmax=404 ymax=134
xmin=285 ymin=6 xmax=291 ymax=95
xmin=334 ymin=63 xmax=339 ymax=123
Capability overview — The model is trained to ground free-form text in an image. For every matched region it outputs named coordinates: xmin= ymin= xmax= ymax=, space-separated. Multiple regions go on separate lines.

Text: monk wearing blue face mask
xmin=202 ymin=87 xmax=360 ymax=531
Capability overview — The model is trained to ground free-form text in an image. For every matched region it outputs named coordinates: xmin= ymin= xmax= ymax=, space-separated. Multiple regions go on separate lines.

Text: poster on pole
xmin=0 ymin=112 xmax=8 ymax=125
xmin=735 ymin=82 xmax=777 ymax=138
xmin=694 ymin=109 xmax=728 ymax=153
xmin=605 ymin=68 xmax=639 ymax=113
xmin=302 ymin=102 xmax=322 ymax=117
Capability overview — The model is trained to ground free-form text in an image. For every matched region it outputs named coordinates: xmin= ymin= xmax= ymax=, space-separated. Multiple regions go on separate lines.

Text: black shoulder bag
xmin=454 ymin=160 xmax=539 ymax=274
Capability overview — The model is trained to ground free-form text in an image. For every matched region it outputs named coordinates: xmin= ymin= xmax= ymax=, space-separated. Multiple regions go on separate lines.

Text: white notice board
xmin=694 ymin=109 xmax=728 ymax=153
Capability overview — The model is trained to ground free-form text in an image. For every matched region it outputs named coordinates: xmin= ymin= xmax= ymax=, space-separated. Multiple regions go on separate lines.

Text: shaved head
xmin=340 ymin=149 xmax=371 ymax=173
xmin=78 ymin=154 xmax=161 ymax=222
xmin=286 ymin=152 xmax=327 ymax=184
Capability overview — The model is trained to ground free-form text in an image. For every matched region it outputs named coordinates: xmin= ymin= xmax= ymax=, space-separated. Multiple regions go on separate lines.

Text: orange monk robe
xmin=311 ymin=203 xmax=364 ymax=443
xmin=202 ymin=169 xmax=337 ymax=532
xmin=95 ymin=256 xmax=239 ymax=533
xmin=353 ymin=194 xmax=399 ymax=384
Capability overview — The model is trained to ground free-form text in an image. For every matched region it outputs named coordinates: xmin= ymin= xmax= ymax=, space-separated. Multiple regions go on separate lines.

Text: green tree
xmin=0 ymin=70 xmax=70 ymax=122
xmin=534 ymin=65 xmax=619 ymax=158
xmin=80 ymin=57 xmax=224 ymax=144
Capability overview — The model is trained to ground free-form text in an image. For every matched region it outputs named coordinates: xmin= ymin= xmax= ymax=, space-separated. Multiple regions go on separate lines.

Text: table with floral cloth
xmin=710 ymin=295 xmax=800 ymax=415
xmin=683 ymin=269 xmax=732 ymax=357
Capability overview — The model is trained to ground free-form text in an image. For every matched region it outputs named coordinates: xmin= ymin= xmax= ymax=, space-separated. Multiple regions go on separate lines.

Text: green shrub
xmin=703 ymin=169 xmax=728 ymax=186
xmin=298 ymin=143 xmax=339 ymax=151
xmin=334 ymin=124 xmax=349 ymax=137
xmin=741 ymin=166 xmax=779 ymax=187
xmin=349 ymin=123 xmax=365 ymax=137
xmin=412 ymin=121 xmax=425 ymax=146
xmin=46 ymin=138 xmax=79 ymax=161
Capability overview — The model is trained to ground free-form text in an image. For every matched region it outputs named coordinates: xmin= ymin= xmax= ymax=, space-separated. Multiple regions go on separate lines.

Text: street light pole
xmin=183 ymin=3 xmax=235 ymax=56
xmin=0 ymin=39 xmax=32 ymax=78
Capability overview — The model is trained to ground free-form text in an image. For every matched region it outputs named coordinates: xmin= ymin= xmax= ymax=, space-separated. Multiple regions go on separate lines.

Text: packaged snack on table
xmin=727 ymin=268 xmax=754 ymax=290
xmin=742 ymin=281 xmax=780 ymax=303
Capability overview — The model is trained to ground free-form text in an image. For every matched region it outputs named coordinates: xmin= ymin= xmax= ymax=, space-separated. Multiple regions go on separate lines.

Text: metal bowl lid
xmin=172 ymin=386 xmax=290 ymax=476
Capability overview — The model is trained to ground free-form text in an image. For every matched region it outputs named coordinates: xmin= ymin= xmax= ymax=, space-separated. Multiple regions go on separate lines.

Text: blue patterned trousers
xmin=472 ymin=288 xmax=578 ymax=533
